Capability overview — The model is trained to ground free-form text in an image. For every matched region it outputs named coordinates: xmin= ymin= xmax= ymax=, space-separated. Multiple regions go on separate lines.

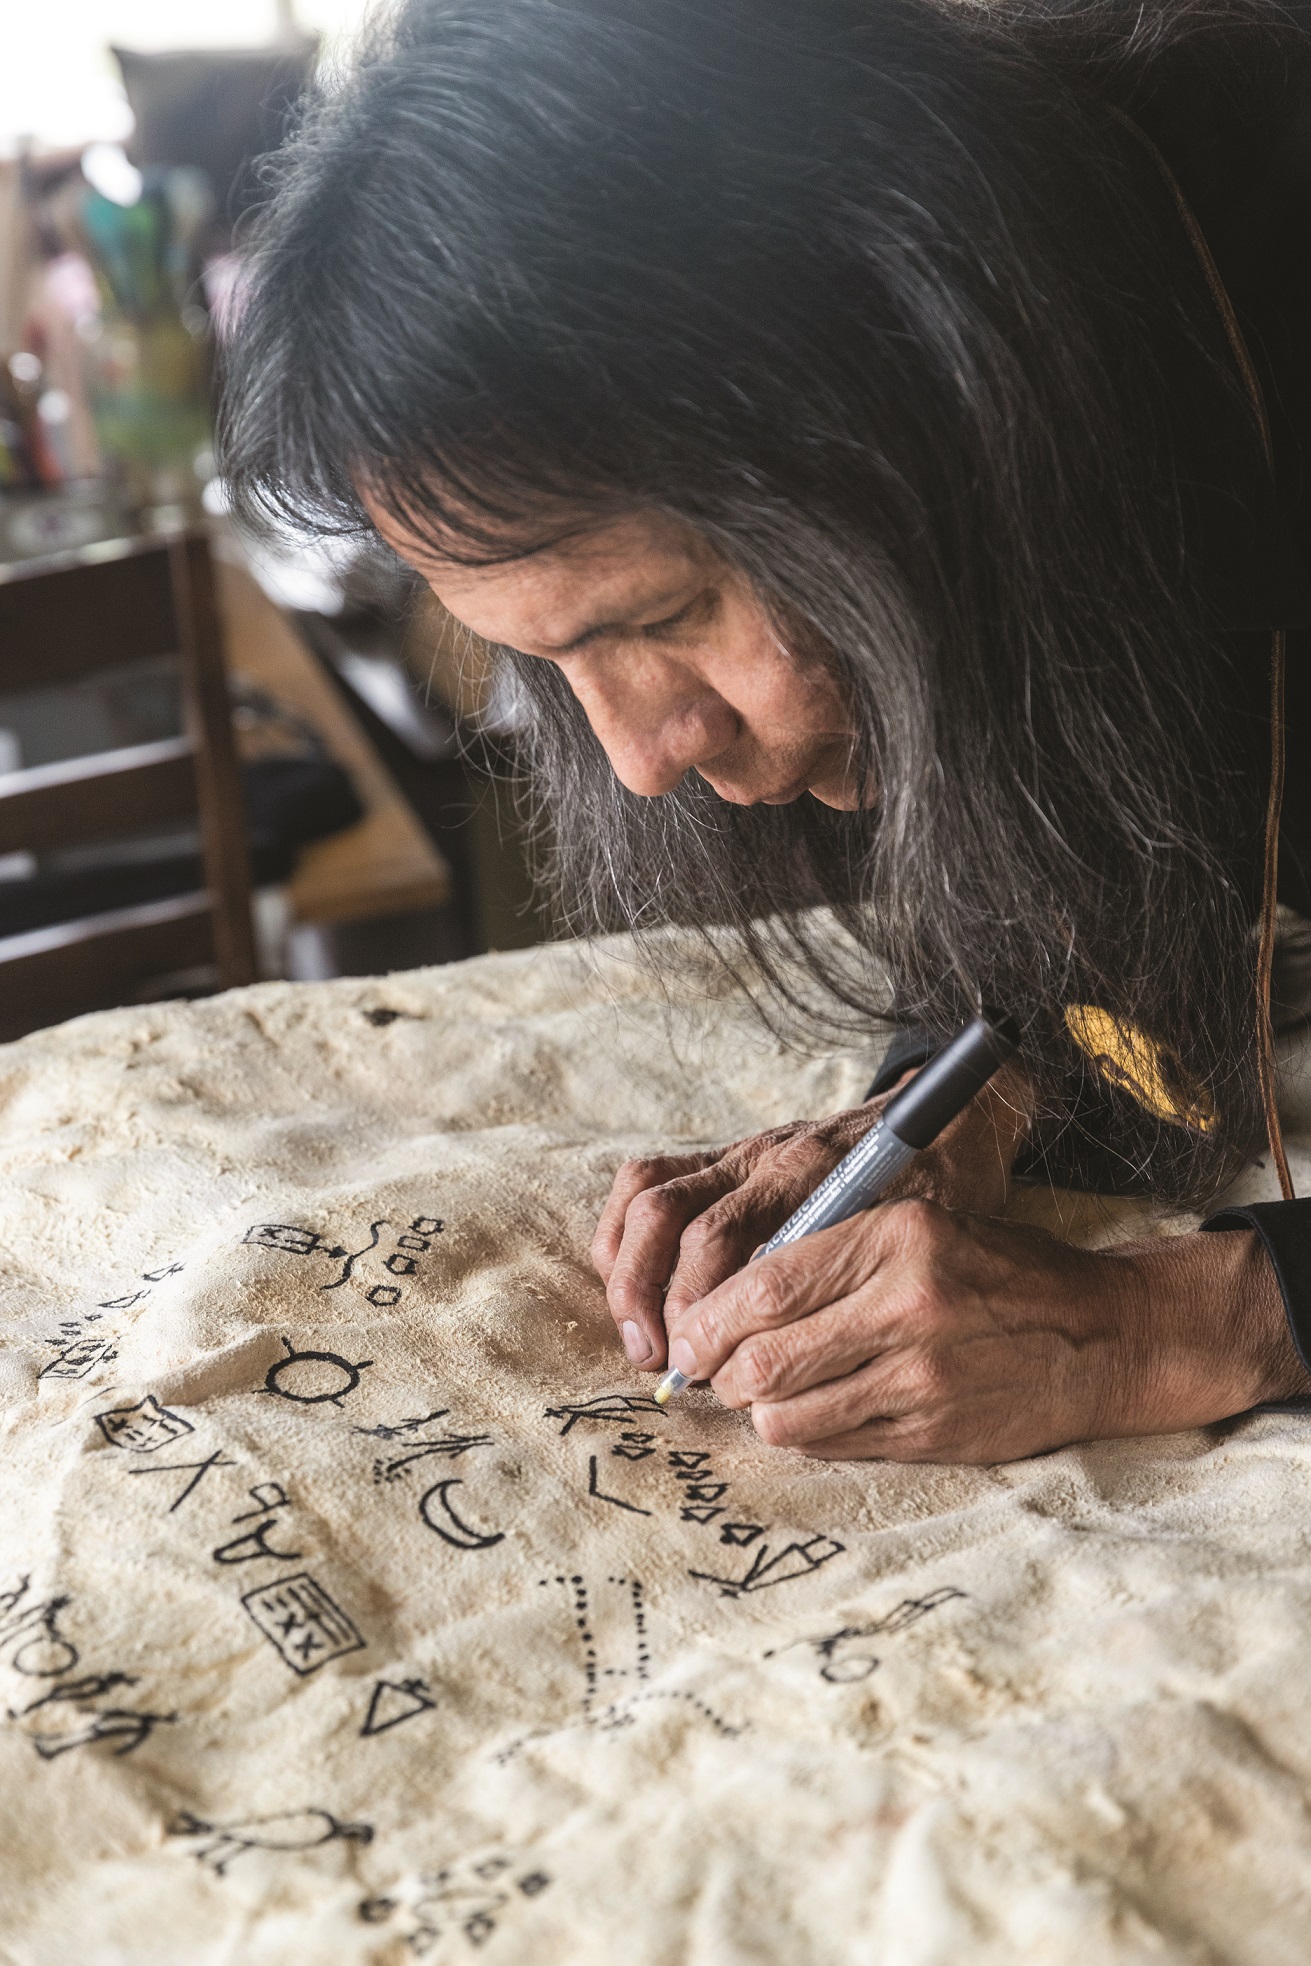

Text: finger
xmin=789 ymin=1419 xmax=998 ymax=1464
xmin=666 ymin=1201 xmax=932 ymax=1387
xmin=591 ymin=1153 xmax=716 ymax=1282
xmin=749 ymin=1354 xmax=925 ymax=1448
xmin=663 ymin=1133 xmax=870 ymax=1320
xmin=708 ymin=1300 xmax=895 ymax=1410
xmin=605 ymin=1163 xmax=742 ymax=1367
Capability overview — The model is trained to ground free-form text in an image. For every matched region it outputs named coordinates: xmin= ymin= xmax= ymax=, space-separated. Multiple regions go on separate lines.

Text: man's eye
xmin=640 ymin=592 xmax=715 ymax=640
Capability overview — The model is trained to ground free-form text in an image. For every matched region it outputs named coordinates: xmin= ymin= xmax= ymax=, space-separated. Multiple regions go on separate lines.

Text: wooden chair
xmin=0 ymin=529 xmax=255 ymax=1039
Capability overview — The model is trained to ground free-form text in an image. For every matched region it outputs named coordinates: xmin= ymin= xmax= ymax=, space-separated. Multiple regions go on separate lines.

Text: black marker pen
xmin=653 ymin=1012 xmax=1020 ymax=1404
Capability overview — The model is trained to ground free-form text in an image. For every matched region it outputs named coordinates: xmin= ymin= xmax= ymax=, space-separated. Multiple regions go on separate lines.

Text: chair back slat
xmin=0 ymin=893 xmax=214 ymax=1040
xmin=0 ymin=736 xmax=196 ymax=856
xmin=0 ymin=540 xmax=179 ymax=692
xmin=0 ymin=529 xmax=254 ymax=1032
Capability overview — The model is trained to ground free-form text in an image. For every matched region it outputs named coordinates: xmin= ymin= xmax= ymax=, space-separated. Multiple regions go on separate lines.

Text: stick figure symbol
xmin=262 ymin=1338 xmax=374 ymax=1407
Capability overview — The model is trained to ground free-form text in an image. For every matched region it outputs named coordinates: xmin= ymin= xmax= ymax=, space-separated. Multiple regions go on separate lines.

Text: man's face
xmin=373 ymin=506 xmax=864 ymax=809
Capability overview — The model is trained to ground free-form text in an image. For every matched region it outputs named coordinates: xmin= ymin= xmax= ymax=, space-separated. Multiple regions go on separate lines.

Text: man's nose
xmin=573 ymin=678 xmax=738 ymax=798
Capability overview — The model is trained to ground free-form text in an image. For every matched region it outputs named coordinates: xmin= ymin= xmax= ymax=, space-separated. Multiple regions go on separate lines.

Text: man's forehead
xmin=373 ymin=504 xmax=711 ymax=645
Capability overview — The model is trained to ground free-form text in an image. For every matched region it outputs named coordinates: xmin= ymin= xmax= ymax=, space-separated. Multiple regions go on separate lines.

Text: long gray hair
xmin=222 ymin=0 xmax=1306 ymax=1199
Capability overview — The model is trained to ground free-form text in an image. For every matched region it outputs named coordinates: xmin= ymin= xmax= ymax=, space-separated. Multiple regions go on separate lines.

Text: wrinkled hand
xmin=593 ymin=1065 xmax=1032 ymax=1369
xmin=661 ymin=1203 xmax=1305 ymax=1463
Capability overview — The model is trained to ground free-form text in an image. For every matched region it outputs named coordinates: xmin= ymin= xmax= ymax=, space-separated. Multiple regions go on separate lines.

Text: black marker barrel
xmin=653 ymin=1011 xmax=1019 ymax=1403
xmin=882 ymin=1013 xmax=1020 ymax=1150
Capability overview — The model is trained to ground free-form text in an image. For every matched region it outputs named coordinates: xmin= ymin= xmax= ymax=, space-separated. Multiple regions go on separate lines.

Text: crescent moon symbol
xmin=419 ymin=1477 xmax=506 ymax=1551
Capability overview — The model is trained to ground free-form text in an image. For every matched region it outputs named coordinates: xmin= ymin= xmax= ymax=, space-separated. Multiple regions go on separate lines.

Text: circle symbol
xmin=263 ymin=1338 xmax=374 ymax=1407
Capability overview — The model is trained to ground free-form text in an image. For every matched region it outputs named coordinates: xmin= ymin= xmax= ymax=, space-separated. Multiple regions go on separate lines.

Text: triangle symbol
xmin=360 ymin=1677 xmax=436 ymax=1737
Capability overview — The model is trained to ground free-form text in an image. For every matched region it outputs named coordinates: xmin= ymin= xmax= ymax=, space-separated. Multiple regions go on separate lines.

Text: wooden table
xmin=212 ymin=543 xmax=452 ymax=927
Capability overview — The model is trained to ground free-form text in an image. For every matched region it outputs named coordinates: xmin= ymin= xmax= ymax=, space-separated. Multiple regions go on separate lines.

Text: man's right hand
xmin=591 ymin=1063 xmax=1034 ymax=1369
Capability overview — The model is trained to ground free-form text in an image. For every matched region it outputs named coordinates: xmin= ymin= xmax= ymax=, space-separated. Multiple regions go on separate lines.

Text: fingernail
xmin=621 ymin=1320 xmax=653 ymax=1364
xmin=668 ymin=1336 xmax=698 ymax=1378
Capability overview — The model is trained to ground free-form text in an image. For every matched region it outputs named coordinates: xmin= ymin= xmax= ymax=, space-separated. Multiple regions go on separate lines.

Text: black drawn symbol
xmin=586 ymin=1454 xmax=652 ymax=1516
xmin=129 ymin=1447 xmax=235 ymax=1512
xmin=96 ymin=1395 xmax=193 ymax=1452
xmin=668 ymin=1451 xmax=712 ymax=1471
xmin=409 ymin=1217 xmax=442 ymax=1237
xmin=358 ymin=1896 xmax=397 ymax=1923
xmin=617 ymin=1687 xmax=746 ymax=1739
xmin=812 ymin=1629 xmax=881 ymax=1684
xmin=369 ymin=1431 xmax=494 ymax=1486
xmin=679 ymin=1504 xmax=726 ymax=1526
xmin=213 ymin=1518 xmax=304 ymax=1566
xmin=396 ymin=1235 xmax=429 ymax=1253
xmin=360 ymin=1676 xmax=437 ymax=1737
xmin=354 ymin=1409 xmax=450 ymax=1439
xmin=364 ymin=1007 xmax=403 ymax=1025
xmin=0 ymin=1580 xmax=178 ymax=1761
xmin=366 ymin=1284 xmax=400 ymax=1307
xmin=611 ymin=1431 xmax=657 ymax=1462
xmin=321 ymin=1219 xmax=388 ymax=1291
xmin=866 ymin=1586 xmax=966 ymax=1633
xmin=263 ymin=1337 xmax=374 ymax=1407
xmin=241 ymin=1573 xmax=366 ymax=1674
xmin=142 ymin=1261 xmax=184 ymax=1283
xmin=718 ymin=1522 xmax=767 ymax=1547
xmin=233 ymin=1481 xmax=290 ymax=1520
xmin=97 ymin=1289 xmax=147 ymax=1311
xmin=766 ymin=1587 xmax=967 ymax=1683
xmin=546 ymin=1573 xmax=650 ymax=1720
xmin=9 ymin=1670 xmax=138 ymax=1718
xmin=0 ymin=1576 xmax=30 ymax=1620
xmin=399 ymin=1856 xmax=551 ymax=1955
xmin=682 ymin=1482 xmax=729 ymax=1504
xmin=0 ymin=1587 xmax=79 ymax=1677
xmin=39 ymin=1338 xmax=117 ymax=1380
xmin=543 ymin=1393 xmax=667 ymax=1436
xmin=419 ymin=1479 xmax=505 ymax=1551
xmin=169 ymin=1808 xmax=373 ymax=1876
xmin=31 ymin=1706 xmax=177 ymax=1760
xmin=690 ymin=1535 xmax=846 ymax=1600
xmin=243 ymin=1223 xmax=349 ymax=1259
xmin=384 ymin=1253 xmax=417 ymax=1276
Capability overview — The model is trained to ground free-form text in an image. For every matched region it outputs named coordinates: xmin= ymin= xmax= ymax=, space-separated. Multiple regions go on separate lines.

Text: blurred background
xmin=0 ymin=0 xmax=547 ymax=1042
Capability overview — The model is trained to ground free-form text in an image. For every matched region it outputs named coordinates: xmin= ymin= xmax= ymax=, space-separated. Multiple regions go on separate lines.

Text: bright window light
xmin=0 ymin=1 xmax=374 ymax=157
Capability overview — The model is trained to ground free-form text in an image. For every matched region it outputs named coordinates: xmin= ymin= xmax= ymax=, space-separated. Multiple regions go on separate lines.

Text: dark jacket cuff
xmin=865 ymin=1029 xmax=939 ymax=1102
xmin=1201 ymin=1199 xmax=1311 ymax=1378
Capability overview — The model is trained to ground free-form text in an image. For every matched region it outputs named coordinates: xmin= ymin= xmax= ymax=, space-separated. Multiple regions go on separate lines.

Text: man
xmin=223 ymin=0 xmax=1311 ymax=1460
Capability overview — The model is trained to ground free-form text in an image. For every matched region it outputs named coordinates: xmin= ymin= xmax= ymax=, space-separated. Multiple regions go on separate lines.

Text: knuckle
xmin=736 ymin=1331 xmax=790 ymax=1400
xmin=744 ymin=1262 xmax=794 ymax=1325
xmin=605 ymin=1272 xmax=645 ymax=1318
xmin=905 ymin=1349 xmax=949 ymax=1405
xmin=627 ymin=1184 xmax=685 ymax=1228
xmin=903 ymin=1412 xmax=954 ymax=1457
xmin=694 ymin=1301 xmax=729 ymax=1356
xmin=678 ymin=1208 xmax=728 ymax=1257
xmin=885 ymin=1196 xmax=945 ymax=1250
xmin=896 ymin=1283 xmax=946 ymax=1346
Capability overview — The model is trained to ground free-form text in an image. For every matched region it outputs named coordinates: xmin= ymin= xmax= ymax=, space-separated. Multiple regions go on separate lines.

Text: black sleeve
xmin=1201 ymin=1198 xmax=1311 ymax=1378
xmin=864 ymin=1028 xmax=939 ymax=1102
